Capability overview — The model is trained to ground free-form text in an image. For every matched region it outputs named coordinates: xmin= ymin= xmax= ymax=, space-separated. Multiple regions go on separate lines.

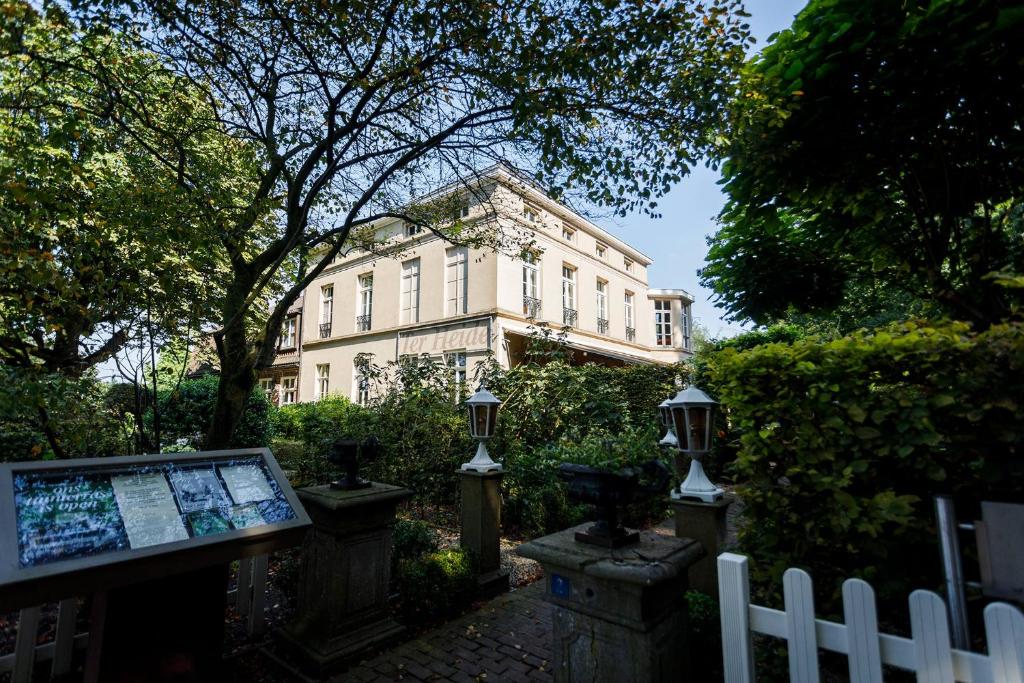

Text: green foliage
xmin=686 ymin=590 xmax=723 ymax=678
xmin=0 ymin=3 xmax=238 ymax=375
xmin=392 ymin=548 xmax=477 ymax=623
xmin=0 ymin=368 xmax=132 ymax=461
xmin=391 ymin=518 xmax=441 ymax=577
xmin=703 ymin=0 xmax=1024 ymax=326
xmin=708 ymin=320 xmax=1024 ymax=616
xmin=153 ymin=375 xmax=271 ymax=451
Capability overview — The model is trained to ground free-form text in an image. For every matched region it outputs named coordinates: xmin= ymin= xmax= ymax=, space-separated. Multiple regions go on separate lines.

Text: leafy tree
xmin=0 ymin=4 xmax=245 ymax=381
xmin=61 ymin=0 xmax=751 ymax=446
xmin=701 ymin=0 xmax=1024 ymax=327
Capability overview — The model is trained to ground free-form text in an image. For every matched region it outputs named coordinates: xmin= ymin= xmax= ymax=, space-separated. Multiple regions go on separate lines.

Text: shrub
xmin=392 ymin=548 xmax=477 ymax=622
xmin=0 ymin=369 xmax=133 ymax=461
xmin=709 ymin=320 xmax=1024 ymax=617
xmin=153 ymin=374 xmax=271 ymax=450
xmin=503 ymin=424 xmax=670 ymax=537
xmin=391 ymin=518 xmax=440 ymax=577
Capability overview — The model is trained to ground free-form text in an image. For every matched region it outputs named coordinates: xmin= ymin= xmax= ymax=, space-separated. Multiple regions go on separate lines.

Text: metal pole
xmin=935 ymin=495 xmax=971 ymax=649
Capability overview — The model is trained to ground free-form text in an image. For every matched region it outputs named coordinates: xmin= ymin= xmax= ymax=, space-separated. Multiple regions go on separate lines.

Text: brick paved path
xmin=336 ymin=581 xmax=553 ymax=682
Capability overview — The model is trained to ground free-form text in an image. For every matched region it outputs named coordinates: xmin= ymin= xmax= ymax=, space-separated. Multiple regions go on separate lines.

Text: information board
xmin=0 ymin=448 xmax=310 ymax=610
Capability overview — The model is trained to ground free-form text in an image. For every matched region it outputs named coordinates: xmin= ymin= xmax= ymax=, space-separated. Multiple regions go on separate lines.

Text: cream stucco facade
xmin=259 ymin=167 xmax=693 ymax=405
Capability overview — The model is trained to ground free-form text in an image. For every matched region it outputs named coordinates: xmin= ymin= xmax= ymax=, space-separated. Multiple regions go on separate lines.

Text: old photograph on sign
xmin=168 ymin=466 xmax=232 ymax=513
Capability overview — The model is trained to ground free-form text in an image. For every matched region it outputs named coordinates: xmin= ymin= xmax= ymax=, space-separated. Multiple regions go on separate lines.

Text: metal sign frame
xmin=0 ymin=448 xmax=310 ymax=610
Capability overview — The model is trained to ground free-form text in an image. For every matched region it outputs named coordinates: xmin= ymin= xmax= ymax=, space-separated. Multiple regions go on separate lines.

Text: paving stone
xmin=334 ymin=581 xmax=550 ymax=683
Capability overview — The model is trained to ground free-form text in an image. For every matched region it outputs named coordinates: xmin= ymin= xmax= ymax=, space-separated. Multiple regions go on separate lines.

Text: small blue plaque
xmin=551 ymin=573 xmax=571 ymax=598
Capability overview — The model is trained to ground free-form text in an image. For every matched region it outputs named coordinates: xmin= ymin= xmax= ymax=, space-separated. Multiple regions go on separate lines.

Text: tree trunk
xmin=205 ymin=358 xmax=256 ymax=449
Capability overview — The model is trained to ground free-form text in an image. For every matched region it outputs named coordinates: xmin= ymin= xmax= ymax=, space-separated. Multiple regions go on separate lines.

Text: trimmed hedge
xmin=709 ymin=320 xmax=1024 ymax=615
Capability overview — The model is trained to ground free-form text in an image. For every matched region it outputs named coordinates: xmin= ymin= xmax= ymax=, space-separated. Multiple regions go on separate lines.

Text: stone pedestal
xmin=279 ymin=483 xmax=411 ymax=675
xmin=517 ymin=525 xmax=704 ymax=683
xmin=458 ymin=469 xmax=509 ymax=596
xmin=670 ymin=494 xmax=734 ymax=595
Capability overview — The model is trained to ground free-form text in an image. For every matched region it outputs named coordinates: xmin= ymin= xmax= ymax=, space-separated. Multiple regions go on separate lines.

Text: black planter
xmin=558 ymin=460 xmax=670 ymax=548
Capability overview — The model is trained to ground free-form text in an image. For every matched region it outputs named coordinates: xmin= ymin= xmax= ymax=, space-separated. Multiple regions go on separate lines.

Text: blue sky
xmin=605 ymin=0 xmax=807 ymax=339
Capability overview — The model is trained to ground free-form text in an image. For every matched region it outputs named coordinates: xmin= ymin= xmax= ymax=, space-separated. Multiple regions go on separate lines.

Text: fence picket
xmin=843 ymin=579 xmax=883 ymax=683
xmin=783 ymin=568 xmax=820 ymax=683
xmin=984 ymin=603 xmax=1024 ymax=683
xmin=718 ymin=553 xmax=756 ymax=683
xmin=910 ymin=590 xmax=955 ymax=683
xmin=51 ymin=598 xmax=78 ymax=677
xmin=248 ymin=554 xmax=269 ymax=636
xmin=236 ymin=557 xmax=253 ymax=615
xmin=12 ymin=606 xmax=41 ymax=683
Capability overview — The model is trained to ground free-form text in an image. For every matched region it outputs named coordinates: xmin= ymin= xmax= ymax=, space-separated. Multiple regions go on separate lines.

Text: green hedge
xmin=709 ymin=320 xmax=1024 ymax=615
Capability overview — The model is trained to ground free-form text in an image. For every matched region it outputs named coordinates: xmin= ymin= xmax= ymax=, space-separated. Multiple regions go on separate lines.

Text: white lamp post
xmin=667 ymin=385 xmax=723 ymax=502
xmin=657 ymin=395 xmax=678 ymax=448
xmin=461 ymin=385 xmax=503 ymax=472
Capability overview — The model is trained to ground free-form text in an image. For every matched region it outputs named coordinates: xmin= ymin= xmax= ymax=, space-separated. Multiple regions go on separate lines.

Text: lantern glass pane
xmin=670 ymin=407 xmax=688 ymax=449
xmin=468 ymin=405 xmax=480 ymax=437
xmin=689 ymin=407 xmax=708 ymax=451
xmin=659 ymin=405 xmax=672 ymax=427
xmin=486 ymin=404 xmax=499 ymax=437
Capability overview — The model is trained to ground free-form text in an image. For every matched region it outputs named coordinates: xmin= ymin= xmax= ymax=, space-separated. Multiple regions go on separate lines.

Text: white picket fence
xmin=0 ymin=555 xmax=269 ymax=683
xmin=719 ymin=553 xmax=1024 ymax=683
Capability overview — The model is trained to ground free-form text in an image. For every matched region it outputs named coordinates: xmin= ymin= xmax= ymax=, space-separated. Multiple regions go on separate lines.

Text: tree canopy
xmin=56 ymin=0 xmax=751 ymax=445
xmin=701 ymin=0 xmax=1024 ymax=327
xmin=0 ymin=3 xmax=259 ymax=375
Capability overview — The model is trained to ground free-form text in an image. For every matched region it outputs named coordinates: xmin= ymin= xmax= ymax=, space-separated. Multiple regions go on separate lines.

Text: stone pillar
xmin=517 ymin=525 xmax=704 ymax=683
xmin=670 ymin=494 xmax=735 ymax=595
xmin=279 ymin=483 xmax=412 ymax=675
xmin=458 ymin=469 xmax=509 ymax=596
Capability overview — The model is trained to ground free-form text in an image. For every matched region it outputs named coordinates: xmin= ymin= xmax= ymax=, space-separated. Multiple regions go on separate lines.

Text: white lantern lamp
xmin=667 ymin=385 xmax=723 ymax=502
xmin=657 ymin=395 xmax=678 ymax=447
xmin=462 ymin=385 xmax=503 ymax=472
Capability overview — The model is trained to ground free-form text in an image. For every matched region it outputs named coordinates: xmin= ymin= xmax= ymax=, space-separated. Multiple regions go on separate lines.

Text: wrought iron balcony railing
xmin=562 ymin=307 xmax=578 ymax=328
xmin=319 ymin=322 xmax=332 ymax=339
xmin=597 ymin=318 xmax=609 ymax=334
xmin=355 ymin=314 xmax=372 ymax=332
xmin=626 ymin=326 xmax=636 ymax=342
xmin=523 ymin=296 xmax=542 ymax=319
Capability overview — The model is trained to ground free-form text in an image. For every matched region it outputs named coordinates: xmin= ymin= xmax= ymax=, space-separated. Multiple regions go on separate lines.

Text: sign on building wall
xmin=399 ymin=320 xmax=492 ymax=356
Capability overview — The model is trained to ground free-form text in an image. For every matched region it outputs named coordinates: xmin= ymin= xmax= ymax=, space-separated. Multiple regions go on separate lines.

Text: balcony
xmin=626 ymin=326 xmax=636 ymax=342
xmin=356 ymin=314 xmax=372 ymax=332
xmin=523 ymin=296 xmax=542 ymax=319
xmin=319 ymin=322 xmax=332 ymax=339
xmin=597 ymin=318 xmax=609 ymax=335
xmin=562 ymin=308 xmax=578 ymax=328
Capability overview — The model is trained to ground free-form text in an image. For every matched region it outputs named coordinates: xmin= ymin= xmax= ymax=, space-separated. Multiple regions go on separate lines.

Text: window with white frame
xmin=281 ymin=376 xmax=297 ymax=404
xmin=281 ymin=316 xmax=297 ymax=348
xmin=522 ymin=203 xmax=540 ymax=224
xmin=522 ymin=251 xmax=540 ymax=301
xmin=357 ymin=273 xmax=373 ymax=329
xmin=316 ymin=364 xmax=330 ymax=399
xmin=596 ymin=279 xmax=608 ymax=322
xmin=624 ymin=291 xmax=635 ymax=329
xmin=400 ymin=258 xmax=421 ymax=324
xmin=562 ymin=225 xmax=576 ymax=242
xmin=445 ymin=350 xmax=467 ymax=394
xmin=354 ymin=366 xmax=370 ymax=406
xmin=562 ymin=266 xmax=576 ymax=310
xmin=445 ymin=247 xmax=468 ymax=316
xmin=655 ymin=300 xmax=673 ymax=346
xmin=258 ymin=378 xmax=274 ymax=400
xmin=320 ymin=285 xmax=333 ymax=325
xmin=404 ymin=222 xmax=422 ymax=237
xmin=453 ymin=202 xmax=470 ymax=220
xmin=624 ymin=258 xmax=634 ymax=274
xmin=595 ymin=242 xmax=607 ymax=259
